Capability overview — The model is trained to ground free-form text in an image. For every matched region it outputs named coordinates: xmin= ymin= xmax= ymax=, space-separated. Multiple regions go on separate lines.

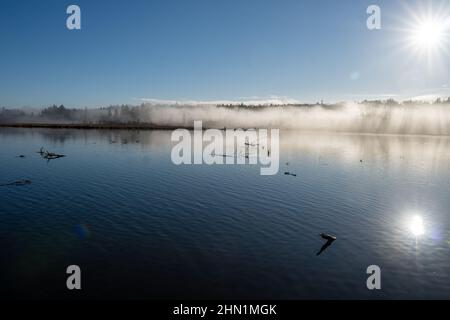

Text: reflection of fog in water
xmin=2 ymin=127 xmax=449 ymax=172
xmin=280 ymin=131 xmax=450 ymax=172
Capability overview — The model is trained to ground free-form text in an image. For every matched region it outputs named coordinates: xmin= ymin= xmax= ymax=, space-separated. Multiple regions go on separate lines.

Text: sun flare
xmin=398 ymin=3 xmax=450 ymax=66
xmin=412 ymin=19 xmax=446 ymax=49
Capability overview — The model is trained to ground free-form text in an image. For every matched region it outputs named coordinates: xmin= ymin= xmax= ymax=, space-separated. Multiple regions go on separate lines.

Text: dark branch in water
xmin=38 ymin=147 xmax=66 ymax=160
xmin=0 ymin=179 xmax=32 ymax=187
xmin=316 ymin=233 xmax=337 ymax=256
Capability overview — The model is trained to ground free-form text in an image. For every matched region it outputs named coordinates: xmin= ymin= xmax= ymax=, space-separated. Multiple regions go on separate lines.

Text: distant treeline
xmin=217 ymin=97 xmax=450 ymax=109
xmin=1 ymin=98 xmax=450 ymax=124
xmin=0 ymin=104 xmax=149 ymax=124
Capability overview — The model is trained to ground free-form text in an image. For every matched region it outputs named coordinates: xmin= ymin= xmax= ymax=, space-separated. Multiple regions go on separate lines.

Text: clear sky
xmin=0 ymin=0 xmax=449 ymax=107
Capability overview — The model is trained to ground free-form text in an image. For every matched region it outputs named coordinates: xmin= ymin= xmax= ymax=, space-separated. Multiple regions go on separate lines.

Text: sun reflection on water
xmin=408 ymin=215 xmax=425 ymax=237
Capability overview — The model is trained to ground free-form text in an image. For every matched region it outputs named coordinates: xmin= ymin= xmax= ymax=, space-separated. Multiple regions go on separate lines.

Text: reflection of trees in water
xmin=0 ymin=128 xmax=72 ymax=146
xmin=39 ymin=129 xmax=73 ymax=145
xmin=1 ymin=128 xmax=449 ymax=171
xmin=21 ymin=128 xmax=173 ymax=152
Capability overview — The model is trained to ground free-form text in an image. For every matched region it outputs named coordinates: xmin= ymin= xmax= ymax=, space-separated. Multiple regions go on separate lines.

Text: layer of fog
xmin=2 ymin=102 xmax=450 ymax=135
xmin=145 ymin=103 xmax=450 ymax=135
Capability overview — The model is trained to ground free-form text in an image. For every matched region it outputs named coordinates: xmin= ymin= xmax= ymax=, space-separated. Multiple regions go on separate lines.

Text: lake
xmin=1 ymin=127 xmax=449 ymax=299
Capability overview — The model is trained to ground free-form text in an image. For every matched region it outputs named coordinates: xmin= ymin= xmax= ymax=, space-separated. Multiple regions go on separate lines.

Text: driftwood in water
xmin=44 ymin=151 xmax=65 ymax=159
xmin=38 ymin=147 xmax=66 ymax=160
xmin=211 ymin=151 xmax=234 ymax=158
xmin=316 ymin=233 xmax=337 ymax=256
xmin=0 ymin=179 xmax=32 ymax=187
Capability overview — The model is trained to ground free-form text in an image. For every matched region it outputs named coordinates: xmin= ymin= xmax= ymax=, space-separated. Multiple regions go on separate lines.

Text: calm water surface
xmin=1 ymin=128 xmax=450 ymax=299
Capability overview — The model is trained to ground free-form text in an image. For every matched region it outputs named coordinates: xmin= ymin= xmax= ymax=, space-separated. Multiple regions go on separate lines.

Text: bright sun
xmin=412 ymin=19 xmax=446 ymax=49
xmin=400 ymin=2 xmax=450 ymax=63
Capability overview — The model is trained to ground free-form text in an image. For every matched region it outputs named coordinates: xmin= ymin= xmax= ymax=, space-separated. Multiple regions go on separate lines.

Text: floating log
xmin=320 ymin=233 xmax=337 ymax=241
xmin=317 ymin=233 xmax=337 ymax=256
xmin=0 ymin=179 xmax=32 ymax=187
xmin=37 ymin=147 xmax=66 ymax=160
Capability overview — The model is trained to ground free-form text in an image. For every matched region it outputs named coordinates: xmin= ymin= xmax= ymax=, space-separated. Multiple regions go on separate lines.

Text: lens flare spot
xmin=75 ymin=224 xmax=91 ymax=240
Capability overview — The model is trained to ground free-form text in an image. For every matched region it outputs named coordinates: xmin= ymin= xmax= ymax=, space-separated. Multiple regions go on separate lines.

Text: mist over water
xmin=145 ymin=103 xmax=450 ymax=135
xmin=3 ymin=102 xmax=450 ymax=135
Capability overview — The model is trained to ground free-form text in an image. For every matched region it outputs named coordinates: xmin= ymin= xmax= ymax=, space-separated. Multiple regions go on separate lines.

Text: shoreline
xmin=1 ymin=123 xmax=449 ymax=138
xmin=0 ymin=123 xmax=190 ymax=130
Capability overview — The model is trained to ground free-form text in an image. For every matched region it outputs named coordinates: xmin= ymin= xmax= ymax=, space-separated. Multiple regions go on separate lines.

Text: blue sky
xmin=0 ymin=0 xmax=449 ymax=107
